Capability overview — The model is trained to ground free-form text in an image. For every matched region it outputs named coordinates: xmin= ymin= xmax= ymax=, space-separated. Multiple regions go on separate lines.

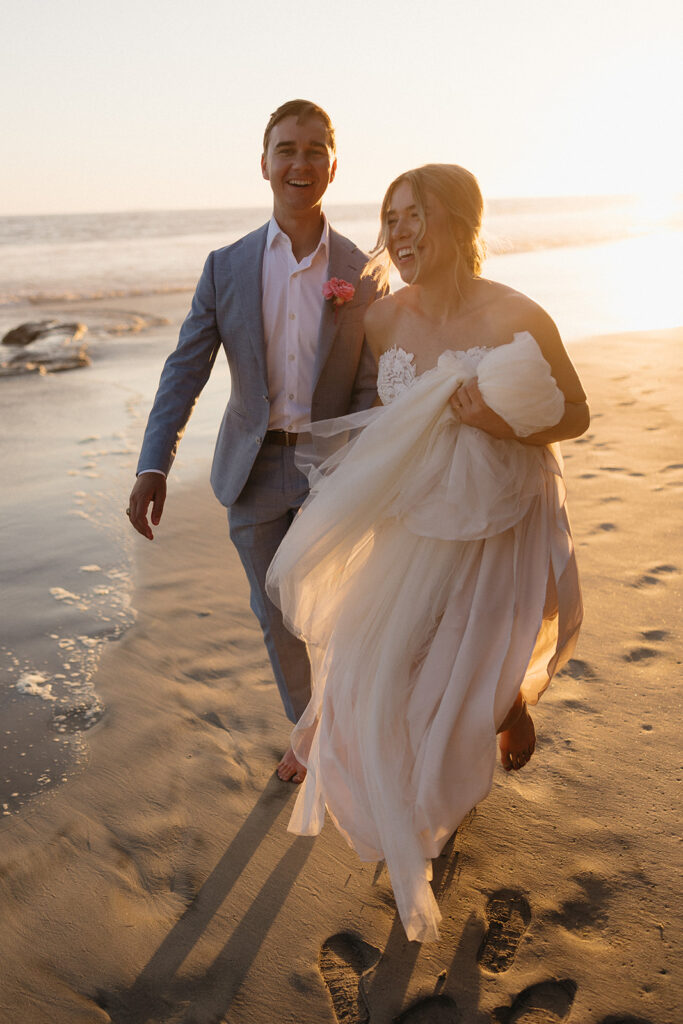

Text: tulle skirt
xmin=267 ymin=335 xmax=582 ymax=941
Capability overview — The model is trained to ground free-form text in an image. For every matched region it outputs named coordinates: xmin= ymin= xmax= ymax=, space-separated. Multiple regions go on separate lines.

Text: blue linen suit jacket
xmin=137 ymin=222 xmax=383 ymax=507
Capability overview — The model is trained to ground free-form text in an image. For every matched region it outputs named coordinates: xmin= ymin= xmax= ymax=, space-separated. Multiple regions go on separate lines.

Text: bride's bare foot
xmin=277 ymin=746 xmax=306 ymax=784
xmin=498 ymin=697 xmax=536 ymax=772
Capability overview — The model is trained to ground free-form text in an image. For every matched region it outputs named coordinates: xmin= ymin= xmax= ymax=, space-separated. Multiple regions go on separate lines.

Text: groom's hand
xmin=127 ymin=472 xmax=167 ymax=540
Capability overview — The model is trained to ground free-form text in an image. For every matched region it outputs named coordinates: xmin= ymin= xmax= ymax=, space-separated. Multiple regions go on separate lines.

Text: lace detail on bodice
xmin=377 ymin=345 xmax=494 ymax=405
xmin=377 ymin=347 xmax=417 ymax=405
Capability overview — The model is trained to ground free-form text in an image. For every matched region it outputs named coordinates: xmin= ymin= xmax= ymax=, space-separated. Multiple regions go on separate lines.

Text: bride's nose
xmin=393 ymin=214 xmax=412 ymax=238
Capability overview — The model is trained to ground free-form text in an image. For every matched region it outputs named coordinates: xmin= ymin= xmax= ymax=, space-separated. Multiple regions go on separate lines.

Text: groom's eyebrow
xmin=274 ymin=139 xmax=328 ymax=153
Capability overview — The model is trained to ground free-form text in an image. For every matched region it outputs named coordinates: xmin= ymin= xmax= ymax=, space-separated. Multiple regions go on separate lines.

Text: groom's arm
xmin=128 ymin=251 xmax=223 ymax=539
xmin=348 ymin=273 xmax=390 ymax=412
xmin=349 ymin=339 xmax=379 ymax=412
xmin=137 ymin=251 xmax=223 ymax=476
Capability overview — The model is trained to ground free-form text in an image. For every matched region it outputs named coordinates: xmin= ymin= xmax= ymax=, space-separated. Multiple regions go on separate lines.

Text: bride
xmin=266 ymin=164 xmax=589 ymax=942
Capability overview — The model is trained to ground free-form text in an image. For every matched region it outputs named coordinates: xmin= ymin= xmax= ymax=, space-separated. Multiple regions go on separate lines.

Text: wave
xmin=0 ymin=284 xmax=197 ymax=307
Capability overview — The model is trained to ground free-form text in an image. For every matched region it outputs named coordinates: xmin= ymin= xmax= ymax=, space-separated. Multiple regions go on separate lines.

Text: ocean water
xmin=2 ymin=195 xmax=681 ymax=347
xmin=1 ymin=194 xmax=681 ymax=308
xmin=1 ymin=195 xmax=682 ymax=817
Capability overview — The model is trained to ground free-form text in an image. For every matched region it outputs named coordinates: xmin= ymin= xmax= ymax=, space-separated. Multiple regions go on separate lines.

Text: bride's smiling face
xmin=386 ymin=181 xmax=453 ymax=284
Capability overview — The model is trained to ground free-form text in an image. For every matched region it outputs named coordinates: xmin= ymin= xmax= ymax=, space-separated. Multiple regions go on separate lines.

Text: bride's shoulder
xmin=365 ymin=287 xmax=413 ymax=323
xmin=478 ymin=279 xmax=561 ymax=345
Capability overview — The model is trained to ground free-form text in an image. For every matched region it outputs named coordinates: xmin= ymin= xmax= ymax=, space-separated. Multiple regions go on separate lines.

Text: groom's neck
xmin=272 ymin=208 xmax=325 ymax=263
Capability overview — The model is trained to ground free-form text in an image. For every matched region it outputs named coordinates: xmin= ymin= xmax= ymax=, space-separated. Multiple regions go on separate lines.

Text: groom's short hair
xmin=263 ymin=99 xmax=336 ymax=155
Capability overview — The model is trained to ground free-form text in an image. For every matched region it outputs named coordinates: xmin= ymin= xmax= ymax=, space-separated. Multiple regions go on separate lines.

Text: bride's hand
xmin=450 ymin=381 xmax=515 ymax=439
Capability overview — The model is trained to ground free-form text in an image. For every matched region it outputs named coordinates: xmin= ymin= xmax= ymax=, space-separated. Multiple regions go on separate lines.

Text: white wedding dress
xmin=266 ymin=331 xmax=582 ymax=942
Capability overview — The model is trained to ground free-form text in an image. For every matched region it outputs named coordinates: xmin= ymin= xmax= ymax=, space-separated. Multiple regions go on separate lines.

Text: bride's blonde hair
xmin=367 ymin=163 xmax=486 ymax=290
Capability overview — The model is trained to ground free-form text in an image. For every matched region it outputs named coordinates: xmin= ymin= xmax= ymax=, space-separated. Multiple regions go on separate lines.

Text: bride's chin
xmin=396 ymin=263 xmax=418 ymax=284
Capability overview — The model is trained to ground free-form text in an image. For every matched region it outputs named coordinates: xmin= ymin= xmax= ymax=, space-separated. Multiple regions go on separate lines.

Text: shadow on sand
xmin=101 ymin=773 xmax=310 ymax=1023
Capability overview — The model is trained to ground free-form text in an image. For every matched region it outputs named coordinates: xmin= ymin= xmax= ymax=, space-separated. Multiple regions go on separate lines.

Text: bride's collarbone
xmin=394 ymin=307 xmax=496 ymax=348
xmin=388 ymin=325 xmax=499 ymax=373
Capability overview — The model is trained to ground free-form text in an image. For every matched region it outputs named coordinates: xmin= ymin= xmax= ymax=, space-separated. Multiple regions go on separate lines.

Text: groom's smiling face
xmin=261 ymin=115 xmax=337 ymax=219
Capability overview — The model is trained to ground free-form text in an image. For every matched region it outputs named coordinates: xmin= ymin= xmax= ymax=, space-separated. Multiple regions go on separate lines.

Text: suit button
xmin=255 ymin=436 xmax=262 ymax=444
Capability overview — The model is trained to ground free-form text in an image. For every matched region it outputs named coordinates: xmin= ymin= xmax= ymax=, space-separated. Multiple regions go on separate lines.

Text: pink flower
xmin=322 ymin=277 xmax=355 ymax=307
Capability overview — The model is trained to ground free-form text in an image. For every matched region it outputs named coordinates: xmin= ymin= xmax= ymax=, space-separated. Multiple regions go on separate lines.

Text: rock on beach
xmin=1 ymin=320 xmax=90 ymax=376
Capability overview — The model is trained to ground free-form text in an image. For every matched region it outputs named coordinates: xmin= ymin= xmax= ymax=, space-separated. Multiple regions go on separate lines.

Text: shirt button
xmin=288 ymin=353 xmax=295 ymax=361
xmin=288 ymin=393 xmax=294 ymax=400
xmin=289 ymin=312 xmax=296 ymax=320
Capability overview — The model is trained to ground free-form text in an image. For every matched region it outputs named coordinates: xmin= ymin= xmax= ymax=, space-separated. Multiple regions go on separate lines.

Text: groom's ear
xmin=329 ymin=157 xmax=337 ymax=184
xmin=261 ymin=153 xmax=270 ymax=181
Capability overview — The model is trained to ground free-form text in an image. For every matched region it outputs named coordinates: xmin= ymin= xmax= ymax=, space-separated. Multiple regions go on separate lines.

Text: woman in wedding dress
xmin=266 ymin=164 xmax=589 ymax=942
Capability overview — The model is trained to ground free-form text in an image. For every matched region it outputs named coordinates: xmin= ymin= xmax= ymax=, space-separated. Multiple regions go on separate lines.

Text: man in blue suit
xmin=127 ymin=100 xmax=383 ymax=783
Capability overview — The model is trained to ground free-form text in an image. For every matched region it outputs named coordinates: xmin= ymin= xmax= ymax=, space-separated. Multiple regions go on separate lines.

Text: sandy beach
xmin=1 ymin=288 xmax=681 ymax=1023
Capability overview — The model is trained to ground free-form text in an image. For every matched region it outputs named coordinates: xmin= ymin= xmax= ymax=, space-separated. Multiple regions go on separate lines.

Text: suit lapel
xmin=314 ymin=227 xmax=365 ymax=383
xmin=231 ymin=224 xmax=268 ymax=378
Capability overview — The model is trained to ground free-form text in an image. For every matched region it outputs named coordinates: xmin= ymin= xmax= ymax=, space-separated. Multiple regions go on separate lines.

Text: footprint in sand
xmin=549 ymin=873 xmax=611 ymax=934
xmin=622 ymin=647 xmax=659 ymax=663
xmin=640 ymin=629 xmax=668 ymax=642
xmin=394 ymin=994 xmax=459 ymax=1022
xmin=319 ymin=932 xmax=380 ymax=1024
xmin=477 ymin=891 xmax=531 ymax=974
xmin=656 ymin=463 xmax=683 ymax=483
xmin=556 ymin=658 xmax=596 ymax=681
xmin=631 ymin=564 xmax=678 ymax=588
xmin=492 ymin=979 xmax=577 ymax=1023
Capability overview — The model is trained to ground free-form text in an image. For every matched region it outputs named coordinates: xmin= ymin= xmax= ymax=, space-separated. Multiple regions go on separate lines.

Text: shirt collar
xmin=266 ymin=213 xmax=329 ymax=262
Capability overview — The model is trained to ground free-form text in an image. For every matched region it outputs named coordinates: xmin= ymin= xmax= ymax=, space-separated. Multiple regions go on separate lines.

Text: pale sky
xmin=3 ymin=0 xmax=681 ymax=214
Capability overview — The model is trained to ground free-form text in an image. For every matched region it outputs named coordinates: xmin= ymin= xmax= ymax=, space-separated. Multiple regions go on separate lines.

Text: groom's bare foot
xmin=277 ymin=746 xmax=306 ymax=784
xmin=499 ymin=701 xmax=536 ymax=772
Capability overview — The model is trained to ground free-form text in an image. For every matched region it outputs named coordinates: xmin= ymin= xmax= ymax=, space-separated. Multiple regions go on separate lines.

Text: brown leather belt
xmin=264 ymin=429 xmax=299 ymax=447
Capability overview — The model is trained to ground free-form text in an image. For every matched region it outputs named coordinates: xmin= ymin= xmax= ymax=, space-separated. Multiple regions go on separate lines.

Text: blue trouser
xmin=228 ymin=442 xmax=310 ymax=723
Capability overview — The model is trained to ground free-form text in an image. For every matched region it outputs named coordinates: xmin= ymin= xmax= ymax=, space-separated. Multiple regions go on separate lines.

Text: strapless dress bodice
xmin=377 ymin=345 xmax=493 ymax=405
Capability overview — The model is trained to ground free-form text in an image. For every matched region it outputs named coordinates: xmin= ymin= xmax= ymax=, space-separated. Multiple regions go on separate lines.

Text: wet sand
xmin=1 ymin=319 xmax=681 ymax=1023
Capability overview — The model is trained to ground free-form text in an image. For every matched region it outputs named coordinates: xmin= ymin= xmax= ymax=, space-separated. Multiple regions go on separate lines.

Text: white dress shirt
xmin=139 ymin=215 xmax=328 ymax=475
xmin=262 ymin=214 xmax=329 ymax=431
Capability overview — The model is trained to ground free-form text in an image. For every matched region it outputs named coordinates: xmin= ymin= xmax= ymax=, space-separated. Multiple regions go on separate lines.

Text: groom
xmin=127 ymin=99 xmax=383 ymax=783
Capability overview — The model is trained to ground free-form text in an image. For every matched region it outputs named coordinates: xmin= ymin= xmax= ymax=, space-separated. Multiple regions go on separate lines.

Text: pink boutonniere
xmin=323 ymin=277 xmax=355 ymax=319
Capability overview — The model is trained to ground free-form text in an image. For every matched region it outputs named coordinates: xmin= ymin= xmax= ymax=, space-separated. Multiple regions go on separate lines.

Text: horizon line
xmin=3 ymin=192 xmax=677 ymax=220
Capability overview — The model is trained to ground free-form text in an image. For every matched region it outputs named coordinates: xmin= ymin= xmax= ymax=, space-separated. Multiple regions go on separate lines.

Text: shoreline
xmin=1 ymin=321 xmax=680 ymax=1021
xmin=0 ymin=291 xmax=226 ymax=814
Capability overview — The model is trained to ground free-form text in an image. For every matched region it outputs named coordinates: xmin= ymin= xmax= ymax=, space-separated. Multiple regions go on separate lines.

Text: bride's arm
xmin=451 ymin=304 xmax=589 ymax=445
xmin=517 ymin=399 xmax=589 ymax=445
xmin=452 ymin=383 xmax=589 ymax=444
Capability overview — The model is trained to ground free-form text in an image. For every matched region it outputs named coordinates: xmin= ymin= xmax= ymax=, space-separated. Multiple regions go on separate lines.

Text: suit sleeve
xmin=348 ymin=273 xmax=390 ymax=413
xmin=136 ymin=251 xmax=223 ymax=475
